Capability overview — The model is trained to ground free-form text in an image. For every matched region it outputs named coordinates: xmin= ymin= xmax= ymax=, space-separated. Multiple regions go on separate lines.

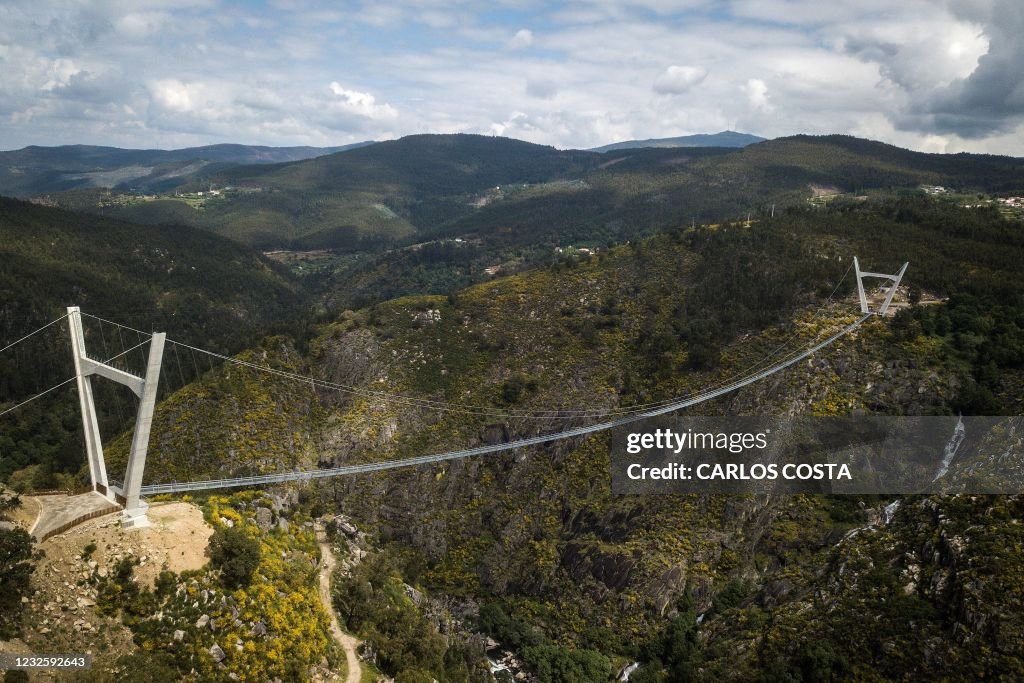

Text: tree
xmin=797 ymin=642 xmax=848 ymax=681
xmin=396 ymin=669 xmax=435 ymax=683
xmin=628 ymin=664 xmax=665 ymax=683
xmin=521 ymin=644 xmax=612 ymax=683
xmin=208 ymin=526 xmax=261 ymax=589
xmin=637 ymin=594 xmax=701 ymax=682
xmin=501 ymin=374 xmax=537 ymax=404
xmin=0 ymin=491 xmax=21 ymax=513
xmin=684 ymin=320 xmax=720 ymax=371
xmin=0 ymin=527 xmax=39 ymax=638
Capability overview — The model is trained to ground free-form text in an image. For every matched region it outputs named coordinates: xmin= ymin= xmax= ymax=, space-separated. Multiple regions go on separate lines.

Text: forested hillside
xmin=84 ymin=135 xmax=601 ymax=249
xmin=112 ymin=195 xmax=1024 ymax=681
xmin=308 ymin=135 xmax=1024 ymax=309
xmin=0 ymin=142 xmax=366 ymax=197
xmin=0 ymin=198 xmax=309 ymax=488
xmin=49 ymin=134 xmax=1024 ymax=258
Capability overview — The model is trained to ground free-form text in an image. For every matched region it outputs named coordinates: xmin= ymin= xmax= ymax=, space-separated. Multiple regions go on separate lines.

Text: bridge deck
xmin=141 ymin=313 xmax=872 ymax=495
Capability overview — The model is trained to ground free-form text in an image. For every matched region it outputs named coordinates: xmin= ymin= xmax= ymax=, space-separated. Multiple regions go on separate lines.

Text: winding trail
xmin=317 ymin=524 xmax=362 ymax=683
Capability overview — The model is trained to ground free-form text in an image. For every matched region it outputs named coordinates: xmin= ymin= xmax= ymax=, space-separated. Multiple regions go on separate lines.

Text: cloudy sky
xmin=1 ymin=0 xmax=1023 ymax=154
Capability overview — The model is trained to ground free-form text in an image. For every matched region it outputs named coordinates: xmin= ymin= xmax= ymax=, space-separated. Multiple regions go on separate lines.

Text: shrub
xmin=208 ymin=526 xmax=261 ymax=589
xmin=712 ymin=579 xmax=751 ymax=613
xmin=501 ymin=374 xmax=537 ymax=404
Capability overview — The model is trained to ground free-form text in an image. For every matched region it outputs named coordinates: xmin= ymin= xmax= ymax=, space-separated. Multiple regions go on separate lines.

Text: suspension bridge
xmin=0 ymin=257 xmax=907 ymax=528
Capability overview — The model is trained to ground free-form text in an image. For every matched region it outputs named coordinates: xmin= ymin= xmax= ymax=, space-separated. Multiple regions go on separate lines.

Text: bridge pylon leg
xmin=120 ymin=332 xmax=165 ymax=528
xmin=853 ymin=257 xmax=869 ymax=314
xmin=66 ymin=306 xmax=165 ymax=529
xmin=68 ymin=307 xmax=111 ymax=500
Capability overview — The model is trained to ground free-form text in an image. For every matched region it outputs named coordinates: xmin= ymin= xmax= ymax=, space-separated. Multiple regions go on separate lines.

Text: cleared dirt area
xmin=9 ymin=501 xmax=213 ymax=680
xmin=48 ymin=501 xmax=215 ymax=586
xmin=809 ymin=183 xmax=843 ymax=197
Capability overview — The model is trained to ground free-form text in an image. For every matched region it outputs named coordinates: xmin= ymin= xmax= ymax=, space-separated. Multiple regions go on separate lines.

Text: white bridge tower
xmin=854 ymin=257 xmax=909 ymax=316
xmin=67 ymin=307 xmax=164 ymax=528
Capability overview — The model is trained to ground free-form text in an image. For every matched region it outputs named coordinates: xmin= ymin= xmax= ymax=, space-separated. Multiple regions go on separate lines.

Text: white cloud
xmin=0 ymin=0 xmax=1022 ymax=154
xmin=115 ymin=12 xmax=171 ymax=39
xmin=150 ymin=79 xmax=199 ymax=113
xmin=743 ymin=78 xmax=771 ymax=112
xmin=832 ymin=14 xmax=988 ymax=90
xmin=526 ymin=80 xmax=559 ymax=99
xmin=653 ymin=65 xmax=707 ymax=94
xmin=509 ymin=28 xmax=534 ymax=49
xmin=328 ymin=83 xmax=398 ymax=121
xmin=41 ymin=58 xmax=81 ymax=91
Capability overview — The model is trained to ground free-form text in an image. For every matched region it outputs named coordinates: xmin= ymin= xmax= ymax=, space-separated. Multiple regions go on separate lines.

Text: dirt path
xmin=317 ymin=525 xmax=362 ymax=683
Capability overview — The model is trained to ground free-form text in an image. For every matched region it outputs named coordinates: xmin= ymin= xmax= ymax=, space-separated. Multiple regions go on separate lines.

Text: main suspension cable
xmin=0 ymin=313 xmax=70 ymax=355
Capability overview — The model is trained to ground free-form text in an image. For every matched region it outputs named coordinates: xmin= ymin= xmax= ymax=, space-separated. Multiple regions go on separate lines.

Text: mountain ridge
xmin=0 ymin=141 xmax=375 ymax=197
xmin=589 ymin=130 xmax=766 ymax=152
xmin=38 ymin=132 xmax=1024 ymax=254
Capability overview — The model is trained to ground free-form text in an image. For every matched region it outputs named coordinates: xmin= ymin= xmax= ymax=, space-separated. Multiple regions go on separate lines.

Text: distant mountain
xmin=217 ymin=133 xmax=597 ymax=194
xmin=289 ymin=134 xmax=1024 ymax=309
xmin=92 ymin=134 xmax=602 ymax=249
xmin=34 ymin=132 xmax=1024 ymax=259
xmin=0 ymin=141 xmax=374 ymax=197
xmin=589 ymin=130 xmax=766 ymax=152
